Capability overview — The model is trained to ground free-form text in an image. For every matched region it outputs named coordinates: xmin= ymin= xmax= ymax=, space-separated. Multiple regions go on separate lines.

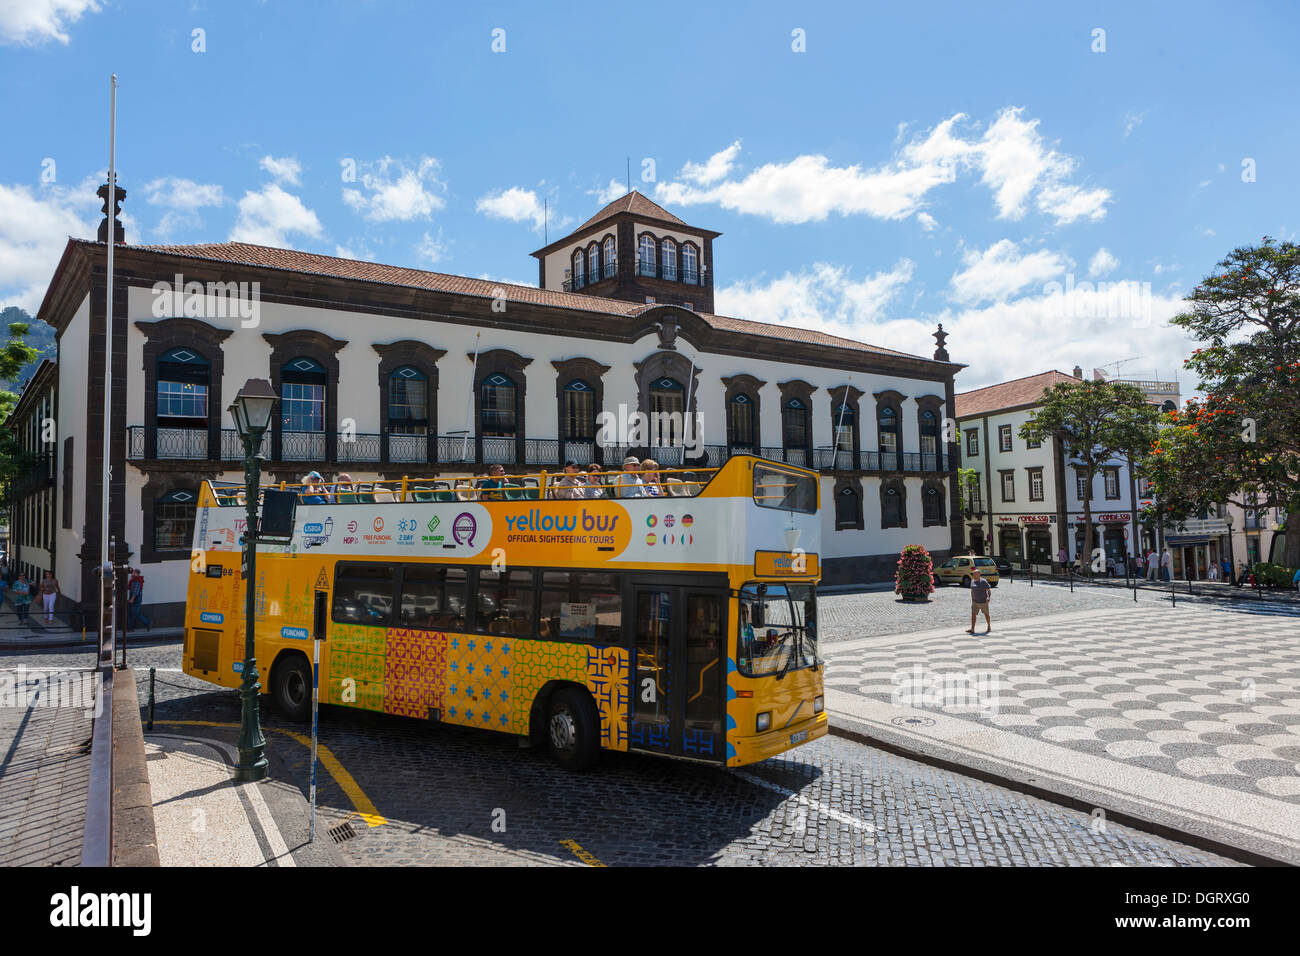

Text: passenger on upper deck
xmin=615 ymin=456 xmax=646 ymax=498
xmin=301 ymin=471 xmax=331 ymax=504
xmin=477 ymin=463 xmax=507 ymax=501
xmin=584 ymin=463 xmax=607 ymax=499
xmin=552 ymin=461 xmax=585 ymax=500
xmin=640 ymin=458 xmax=663 ymax=497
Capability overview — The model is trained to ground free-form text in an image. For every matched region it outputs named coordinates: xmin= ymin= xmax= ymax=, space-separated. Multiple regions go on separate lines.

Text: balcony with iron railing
xmin=126 ymin=425 xmax=951 ymax=474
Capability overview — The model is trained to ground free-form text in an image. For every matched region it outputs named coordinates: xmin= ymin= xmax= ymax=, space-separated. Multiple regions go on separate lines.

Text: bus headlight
xmin=813 ymin=696 xmax=824 ymax=714
xmin=756 ymin=712 xmax=771 ymax=732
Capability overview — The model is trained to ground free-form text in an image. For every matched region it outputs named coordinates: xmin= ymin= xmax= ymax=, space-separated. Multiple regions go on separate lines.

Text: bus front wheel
xmin=547 ymin=687 xmax=598 ymax=771
xmin=271 ymin=654 xmax=311 ymax=722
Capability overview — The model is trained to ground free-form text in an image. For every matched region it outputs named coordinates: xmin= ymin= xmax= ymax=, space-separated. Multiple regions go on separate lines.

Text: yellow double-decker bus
xmin=182 ymin=455 xmax=825 ymax=769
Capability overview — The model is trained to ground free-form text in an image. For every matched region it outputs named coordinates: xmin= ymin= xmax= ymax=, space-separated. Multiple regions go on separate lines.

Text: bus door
xmin=627 ymin=579 xmax=727 ymax=762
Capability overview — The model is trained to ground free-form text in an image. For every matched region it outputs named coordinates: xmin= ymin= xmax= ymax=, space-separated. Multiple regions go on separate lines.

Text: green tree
xmin=1144 ymin=237 xmax=1300 ymax=567
xmin=0 ymin=320 xmax=44 ymax=490
xmin=1020 ymin=380 xmax=1161 ymax=572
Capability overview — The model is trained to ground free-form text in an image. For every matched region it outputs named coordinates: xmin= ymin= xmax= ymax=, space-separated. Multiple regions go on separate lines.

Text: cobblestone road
xmin=6 ymin=641 xmax=1239 ymax=866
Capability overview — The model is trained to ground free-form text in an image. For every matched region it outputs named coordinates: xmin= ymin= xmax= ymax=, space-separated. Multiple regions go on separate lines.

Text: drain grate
xmin=328 ymin=821 xmax=357 ymax=844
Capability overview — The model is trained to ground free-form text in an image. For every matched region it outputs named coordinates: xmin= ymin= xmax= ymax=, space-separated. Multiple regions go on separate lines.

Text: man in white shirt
xmin=1146 ymin=549 xmax=1159 ymax=581
xmin=1161 ymin=548 xmax=1173 ymax=582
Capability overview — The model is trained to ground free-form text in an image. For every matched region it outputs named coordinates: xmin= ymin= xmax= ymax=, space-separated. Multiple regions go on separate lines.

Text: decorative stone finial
xmin=932 ymin=322 xmax=950 ymax=362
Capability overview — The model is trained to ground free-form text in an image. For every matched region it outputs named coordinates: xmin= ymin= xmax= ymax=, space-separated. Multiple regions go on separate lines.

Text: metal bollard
xmin=148 ymin=666 xmax=156 ymax=731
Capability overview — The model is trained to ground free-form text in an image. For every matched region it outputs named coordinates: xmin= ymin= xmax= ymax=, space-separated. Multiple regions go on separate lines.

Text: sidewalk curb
xmin=826 ymin=715 xmax=1291 ymax=868
xmin=111 ymin=667 xmax=160 ymax=867
xmin=0 ymin=631 xmax=184 ymax=653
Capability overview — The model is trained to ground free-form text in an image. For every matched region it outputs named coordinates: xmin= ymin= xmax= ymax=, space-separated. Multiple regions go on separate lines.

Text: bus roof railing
xmin=204 ymin=464 xmax=722 ymax=506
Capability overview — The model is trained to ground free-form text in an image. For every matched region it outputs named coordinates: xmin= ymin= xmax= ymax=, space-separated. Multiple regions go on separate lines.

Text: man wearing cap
xmin=553 ymin=461 xmax=585 ymax=500
xmin=966 ymin=568 xmax=992 ymax=635
xmin=301 ymin=471 xmax=331 ymax=504
xmin=616 ymin=456 xmax=646 ymax=498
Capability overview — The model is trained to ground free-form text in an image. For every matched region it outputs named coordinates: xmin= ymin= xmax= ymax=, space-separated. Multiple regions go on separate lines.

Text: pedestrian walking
xmin=127 ymin=568 xmax=151 ymax=630
xmin=966 ymin=568 xmax=993 ymax=635
xmin=1161 ymin=548 xmax=1173 ymax=582
xmin=1146 ymin=549 xmax=1159 ymax=581
xmin=12 ymin=573 xmax=31 ymax=624
xmin=1106 ymin=555 xmax=1116 ymax=578
xmin=38 ymin=570 xmax=59 ymax=624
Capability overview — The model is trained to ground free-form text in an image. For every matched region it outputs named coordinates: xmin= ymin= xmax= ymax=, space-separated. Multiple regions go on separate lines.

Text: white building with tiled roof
xmin=33 ymin=185 xmax=965 ymax=622
xmin=955 ymin=369 xmax=1152 ymax=570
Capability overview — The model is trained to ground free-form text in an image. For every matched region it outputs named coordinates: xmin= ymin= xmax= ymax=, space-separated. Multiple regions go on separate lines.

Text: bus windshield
xmin=736 ymin=583 xmax=818 ymax=677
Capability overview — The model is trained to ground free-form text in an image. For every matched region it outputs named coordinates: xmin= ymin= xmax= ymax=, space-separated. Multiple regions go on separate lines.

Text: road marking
xmin=736 ymin=770 xmax=876 ymax=833
xmin=559 ymin=839 xmax=606 ymax=866
xmin=152 ymin=720 xmax=387 ymax=827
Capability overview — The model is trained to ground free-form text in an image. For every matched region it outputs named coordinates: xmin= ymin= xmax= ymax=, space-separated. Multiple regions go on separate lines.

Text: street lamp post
xmin=229 ymin=379 xmax=278 ymax=783
xmin=1223 ymin=512 xmax=1234 ymax=586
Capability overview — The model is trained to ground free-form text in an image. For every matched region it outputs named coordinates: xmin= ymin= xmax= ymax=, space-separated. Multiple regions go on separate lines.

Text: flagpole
xmin=100 ymin=73 xmax=117 ymax=663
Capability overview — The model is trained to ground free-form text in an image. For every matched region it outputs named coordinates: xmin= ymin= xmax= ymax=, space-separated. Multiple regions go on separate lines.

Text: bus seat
xmin=373 ymin=486 xmax=396 ymax=503
xmin=454 ymin=482 xmax=477 ymax=502
xmin=666 ymin=478 xmax=686 ymax=497
xmin=355 ymin=483 xmax=375 ymax=504
xmin=412 ymin=486 xmax=436 ymax=503
xmin=435 ymin=490 xmax=455 ymax=502
xmin=503 ymin=483 xmax=525 ymax=501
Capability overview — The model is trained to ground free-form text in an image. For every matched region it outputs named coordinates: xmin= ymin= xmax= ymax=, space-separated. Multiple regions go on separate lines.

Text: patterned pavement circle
xmin=824 ymin=605 xmax=1300 ymax=803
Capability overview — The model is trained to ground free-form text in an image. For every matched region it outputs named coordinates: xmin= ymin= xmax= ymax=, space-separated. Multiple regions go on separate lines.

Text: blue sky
xmin=2 ymin=0 xmax=1298 ymax=390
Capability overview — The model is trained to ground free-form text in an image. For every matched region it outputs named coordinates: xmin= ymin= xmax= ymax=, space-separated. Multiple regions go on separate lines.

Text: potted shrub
xmin=895 ymin=544 xmax=935 ymax=601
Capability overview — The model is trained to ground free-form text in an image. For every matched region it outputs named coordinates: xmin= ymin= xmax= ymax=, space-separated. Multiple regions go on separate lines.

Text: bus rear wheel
xmin=547 ymin=687 xmax=598 ymax=771
xmin=271 ymin=654 xmax=311 ymax=722
xmin=961 ymin=575 xmax=971 ymax=588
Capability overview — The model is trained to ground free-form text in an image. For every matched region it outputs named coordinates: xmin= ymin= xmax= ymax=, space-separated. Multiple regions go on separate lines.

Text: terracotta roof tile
xmin=575 ymin=189 xmax=688 ymax=232
xmin=110 ymin=239 xmax=937 ymax=362
xmin=954 ymin=370 xmax=1082 ymax=418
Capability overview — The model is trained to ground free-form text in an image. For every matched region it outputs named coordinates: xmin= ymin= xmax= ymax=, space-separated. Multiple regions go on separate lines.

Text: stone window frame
xmin=922 ymin=479 xmax=947 ymax=527
xmin=722 ymin=374 xmax=765 ymax=452
xmin=681 ymin=242 xmax=700 ymax=284
xmin=264 ymin=329 xmax=348 ymax=464
xmin=374 ymin=340 xmax=445 ymax=464
xmin=135 ymin=317 xmax=232 ymax=461
xmin=1027 ymin=466 xmax=1045 ymax=502
xmin=998 ymin=424 xmax=1013 ymax=452
xmin=873 ymin=389 xmax=906 ymax=471
xmin=834 ymin=476 xmax=864 ymax=530
xmin=637 ymin=232 xmax=658 ymax=277
xmin=880 ymin=477 xmax=907 ymax=529
xmin=829 ymin=384 xmax=864 ymax=462
xmin=62 ymin=436 xmax=73 ymax=530
xmin=915 ymin=395 xmax=945 ymax=466
xmin=1103 ymin=466 xmax=1121 ymax=500
xmin=966 ymin=427 xmax=979 ymax=457
xmin=1075 ymin=467 xmax=1091 ymax=501
xmin=778 ymin=379 xmax=817 ymax=455
xmin=553 ymin=356 xmax=611 ymax=462
xmin=139 ymin=470 xmax=221 ymax=564
xmin=602 ymin=234 xmax=617 ymax=278
xmin=999 ymin=468 xmax=1016 ymax=503
xmin=472 ymin=349 xmax=532 ymax=464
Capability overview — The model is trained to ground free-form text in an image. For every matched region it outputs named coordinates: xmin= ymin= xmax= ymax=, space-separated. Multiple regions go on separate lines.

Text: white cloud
xmin=1036 ymin=183 xmax=1109 ymax=224
xmin=230 ymin=183 xmax=323 ymax=247
xmin=715 ymin=260 xmax=915 ymax=340
xmin=342 ymin=156 xmax=445 ymax=223
xmin=680 ymin=141 xmax=741 ymax=185
xmin=656 ymin=108 xmax=1110 ymax=226
xmin=333 ymin=243 xmax=376 ymax=262
xmin=590 ymin=179 xmax=627 ymax=205
xmin=0 ymin=179 xmax=98 ymax=311
xmin=936 ymin=284 xmax=1193 ymax=392
xmin=1123 ymin=111 xmax=1145 ymax=139
xmin=142 ymin=176 xmax=224 ymax=240
xmin=475 ymin=186 xmax=547 ymax=232
xmin=949 ymin=240 xmax=1067 ymax=305
xmin=1088 ymin=247 xmax=1120 ymax=278
xmin=416 ymin=230 xmax=446 ymax=265
xmin=0 ymin=0 xmax=100 ymax=45
xmin=259 ymin=155 xmax=302 ymax=186
xmin=917 ymin=212 xmax=938 ymax=232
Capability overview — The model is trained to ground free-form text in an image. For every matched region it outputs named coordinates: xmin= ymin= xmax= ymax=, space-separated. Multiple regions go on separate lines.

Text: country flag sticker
xmin=645 ymin=532 xmax=657 ymax=546
xmin=681 ymin=514 xmax=694 ymax=527
xmin=646 ymin=515 xmax=658 ymax=528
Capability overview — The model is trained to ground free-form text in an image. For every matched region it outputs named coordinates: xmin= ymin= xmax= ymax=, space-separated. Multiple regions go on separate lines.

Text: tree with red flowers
xmin=1143 ymin=238 xmax=1300 ymax=567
